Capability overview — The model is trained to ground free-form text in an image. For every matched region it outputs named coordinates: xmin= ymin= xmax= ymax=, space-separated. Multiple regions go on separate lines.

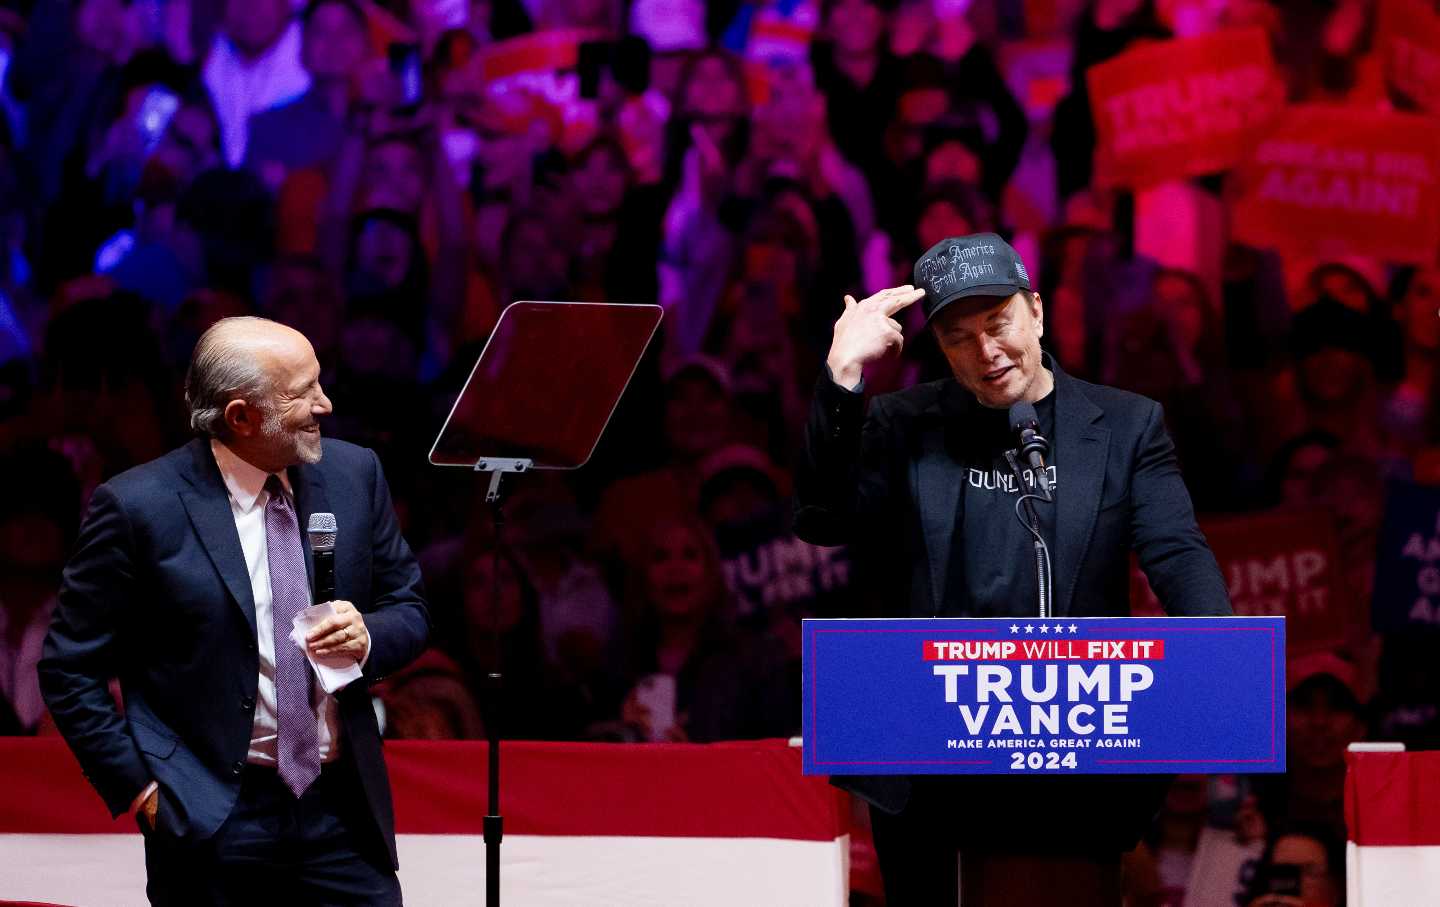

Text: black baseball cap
xmin=913 ymin=232 xmax=1033 ymax=323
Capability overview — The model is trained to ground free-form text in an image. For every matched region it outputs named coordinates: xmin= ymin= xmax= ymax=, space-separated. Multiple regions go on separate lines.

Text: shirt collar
xmin=210 ymin=438 xmax=291 ymax=514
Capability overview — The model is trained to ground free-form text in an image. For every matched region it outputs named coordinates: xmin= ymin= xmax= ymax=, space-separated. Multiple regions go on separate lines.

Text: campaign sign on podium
xmin=802 ymin=616 xmax=1285 ymax=775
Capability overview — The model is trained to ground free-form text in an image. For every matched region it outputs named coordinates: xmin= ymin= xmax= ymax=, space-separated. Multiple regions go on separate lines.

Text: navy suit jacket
xmin=39 ymin=437 xmax=430 ymax=868
xmin=795 ymin=358 xmax=1232 ymax=837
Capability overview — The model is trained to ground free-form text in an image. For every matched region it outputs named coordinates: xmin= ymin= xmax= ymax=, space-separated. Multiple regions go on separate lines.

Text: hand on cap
xmin=825 ymin=286 xmax=925 ymax=390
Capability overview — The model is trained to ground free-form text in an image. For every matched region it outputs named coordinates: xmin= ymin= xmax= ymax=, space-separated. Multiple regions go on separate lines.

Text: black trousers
xmin=142 ymin=760 xmax=401 ymax=906
xmin=869 ymin=777 xmax=1130 ymax=907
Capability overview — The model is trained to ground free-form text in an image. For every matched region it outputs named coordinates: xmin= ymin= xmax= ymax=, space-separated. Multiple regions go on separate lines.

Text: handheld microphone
xmin=307 ymin=512 xmax=337 ymax=603
xmin=1007 ymin=401 xmax=1053 ymax=500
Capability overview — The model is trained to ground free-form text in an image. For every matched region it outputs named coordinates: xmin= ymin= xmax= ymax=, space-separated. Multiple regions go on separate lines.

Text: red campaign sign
xmin=1377 ymin=0 xmax=1440 ymax=113
xmin=1086 ymin=28 xmax=1284 ymax=189
xmin=477 ymin=28 xmax=597 ymax=80
xmin=1228 ymin=105 xmax=1440 ymax=266
xmin=922 ymin=639 xmax=1166 ymax=661
xmin=1131 ymin=509 xmax=1355 ymax=652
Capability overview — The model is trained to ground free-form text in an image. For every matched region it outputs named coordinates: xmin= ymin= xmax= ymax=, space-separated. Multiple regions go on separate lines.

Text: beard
xmin=259 ymin=401 xmax=324 ymax=465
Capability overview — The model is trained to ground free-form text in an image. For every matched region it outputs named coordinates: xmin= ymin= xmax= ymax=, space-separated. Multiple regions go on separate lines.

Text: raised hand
xmin=825 ymin=285 xmax=926 ymax=390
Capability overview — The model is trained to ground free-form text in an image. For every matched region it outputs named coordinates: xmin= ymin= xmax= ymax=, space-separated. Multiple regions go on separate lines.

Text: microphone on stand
xmin=307 ymin=512 xmax=337 ymax=603
xmin=1008 ymin=401 xmax=1053 ymax=501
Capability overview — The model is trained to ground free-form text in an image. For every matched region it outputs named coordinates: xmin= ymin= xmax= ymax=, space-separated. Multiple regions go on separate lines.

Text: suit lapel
xmin=289 ymin=462 xmax=330 ymax=594
xmin=1052 ymin=368 xmax=1109 ymax=616
xmin=913 ymin=383 xmax=972 ymax=617
xmin=176 ymin=439 xmax=257 ymax=639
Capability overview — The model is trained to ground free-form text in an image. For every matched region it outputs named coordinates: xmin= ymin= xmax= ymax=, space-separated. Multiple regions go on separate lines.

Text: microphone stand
xmin=1005 ymin=450 xmax=1053 ymax=619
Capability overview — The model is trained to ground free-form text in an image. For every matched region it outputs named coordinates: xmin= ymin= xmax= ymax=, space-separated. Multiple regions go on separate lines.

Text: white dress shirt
xmin=210 ymin=439 xmax=353 ymax=764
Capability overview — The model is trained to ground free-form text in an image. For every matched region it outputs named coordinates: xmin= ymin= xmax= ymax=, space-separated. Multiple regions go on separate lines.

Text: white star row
xmin=1009 ymin=623 xmax=1079 ymax=634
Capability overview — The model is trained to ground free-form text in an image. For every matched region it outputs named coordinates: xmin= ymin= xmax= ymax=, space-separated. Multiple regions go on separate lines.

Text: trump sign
xmin=802 ymin=616 xmax=1285 ymax=775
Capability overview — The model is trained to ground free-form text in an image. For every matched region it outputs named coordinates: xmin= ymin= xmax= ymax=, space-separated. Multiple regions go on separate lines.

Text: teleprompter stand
xmin=428 ymin=301 xmax=663 ymax=907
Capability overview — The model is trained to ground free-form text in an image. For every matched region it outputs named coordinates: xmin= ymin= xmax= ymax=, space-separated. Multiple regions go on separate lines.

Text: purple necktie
xmin=264 ymin=475 xmax=320 ymax=797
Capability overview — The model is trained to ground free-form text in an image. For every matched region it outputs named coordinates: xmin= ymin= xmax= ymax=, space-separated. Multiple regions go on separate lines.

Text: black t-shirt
xmin=951 ymin=385 xmax=1057 ymax=617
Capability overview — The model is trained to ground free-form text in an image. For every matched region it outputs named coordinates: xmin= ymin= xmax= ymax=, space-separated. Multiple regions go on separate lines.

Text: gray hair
xmin=184 ymin=317 xmax=274 ymax=437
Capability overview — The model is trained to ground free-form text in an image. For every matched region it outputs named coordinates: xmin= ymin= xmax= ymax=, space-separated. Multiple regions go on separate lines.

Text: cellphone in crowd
xmin=634 ymin=673 xmax=676 ymax=742
xmin=1261 ymin=863 xmax=1303 ymax=897
xmin=388 ymin=42 xmax=424 ymax=111
xmin=136 ymin=87 xmax=180 ymax=150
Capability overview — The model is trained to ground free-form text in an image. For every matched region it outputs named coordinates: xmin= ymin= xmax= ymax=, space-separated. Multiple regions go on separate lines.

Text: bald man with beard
xmin=41 ymin=317 xmax=430 ymax=905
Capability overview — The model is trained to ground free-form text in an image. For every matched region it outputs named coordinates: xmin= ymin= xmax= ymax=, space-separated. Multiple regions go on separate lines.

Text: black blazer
xmin=39 ymin=438 xmax=430 ymax=868
xmin=795 ymin=358 xmax=1231 ymax=831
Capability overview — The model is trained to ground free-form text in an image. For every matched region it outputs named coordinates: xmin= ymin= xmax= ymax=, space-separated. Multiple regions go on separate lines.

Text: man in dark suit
xmin=795 ymin=233 xmax=1232 ymax=905
xmin=40 ymin=317 xmax=430 ymax=905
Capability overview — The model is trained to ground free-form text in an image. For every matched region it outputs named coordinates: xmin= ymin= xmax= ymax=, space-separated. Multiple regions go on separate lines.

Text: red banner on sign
xmin=1228 ymin=105 xmax=1440 ymax=266
xmin=1086 ymin=28 xmax=1284 ymax=189
xmin=923 ymin=639 xmax=1167 ymax=661
xmin=1131 ymin=509 xmax=1356 ymax=652
xmin=1377 ymin=0 xmax=1440 ymax=113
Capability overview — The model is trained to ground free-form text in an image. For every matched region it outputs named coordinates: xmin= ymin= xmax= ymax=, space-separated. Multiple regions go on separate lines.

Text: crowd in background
xmin=0 ymin=0 xmax=1437 ymax=902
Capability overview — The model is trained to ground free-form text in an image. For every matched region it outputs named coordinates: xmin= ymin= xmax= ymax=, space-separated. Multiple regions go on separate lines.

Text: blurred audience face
xmin=224 ymin=0 xmax=293 ymax=58
xmin=1297 ymin=348 xmax=1371 ymax=408
xmin=664 ymin=372 xmax=732 ymax=460
xmin=1287 ymin=678 xmax=1364 ymax=771
xmin=1402 ymin=267 xmax=1440 ymax=353
xmin=932 ymin=292 xmax=1050 ymax=409
xmin=750 ymin=74 xmax=824 ymax=171
xmin=75 ymin=0 xmax=133 ymax=62
xmin=924 ymin=140 xmax=981 ymax=187
xmin=354 ymin=216 xmax=414 ymax=289
xmin=1152 ymin=271 xmax=1208 ymax=355
xmin=571 ymin=141 xmax=630 ymax=220
xmin=682 ymin=55 xmax=746 ymax=150
xmin=825 ymin=0 xmax=886 ymax=55
xmin=644 ymin=524 xmax=713 ymax=621
xmin=1278 ymin=441 xmax=1334 ymax=509
xmin=500 ymin=212 xmax=569 ymax=299
xmin=363 ymin=139 xmax=426 ymax=212
xmin=302 ymin=1 xmax=369 ymax=82
xmin=887 ymin=87 xmax=947 ymax=165
xmin=151 ymin=103 xmax=222 ymax=185
xmin=1269 ymin=833 xmax=1341 ymax=907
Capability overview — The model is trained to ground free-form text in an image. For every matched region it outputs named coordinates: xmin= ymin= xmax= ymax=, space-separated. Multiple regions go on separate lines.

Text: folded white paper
xmin=289 ymin=602 xmax=364 ymax=695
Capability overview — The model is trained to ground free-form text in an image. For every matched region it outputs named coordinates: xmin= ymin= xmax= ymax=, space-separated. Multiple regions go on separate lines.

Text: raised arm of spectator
xmin=957 ymin=45 xmax=1029 ymax=201
xmin=657 ymin=138 xmax=736 ymax=362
